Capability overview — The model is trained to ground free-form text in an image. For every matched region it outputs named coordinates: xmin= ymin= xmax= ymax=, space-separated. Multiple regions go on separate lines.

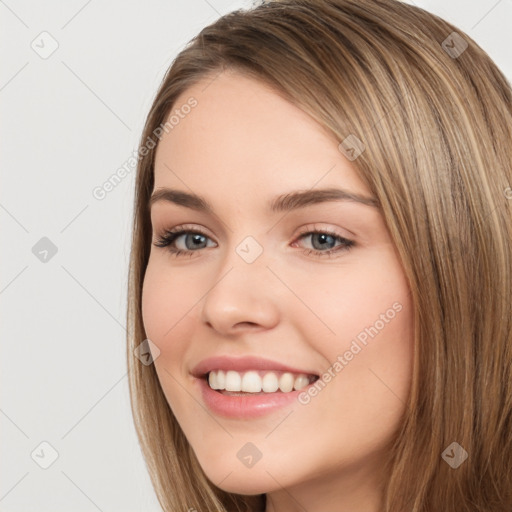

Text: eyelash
xmin=153 ymin=224 xmax=355 ymax=259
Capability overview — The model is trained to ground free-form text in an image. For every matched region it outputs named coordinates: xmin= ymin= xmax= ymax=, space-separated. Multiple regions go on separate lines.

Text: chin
xmin=198 ymin=460 xmax=279 ymax=495
xmin=216 ymin=480 xmax=268 ymax=496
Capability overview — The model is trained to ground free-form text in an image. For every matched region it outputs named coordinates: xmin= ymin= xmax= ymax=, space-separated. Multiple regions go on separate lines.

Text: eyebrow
xmin=148 ymin=187 xmax=380 ymax=213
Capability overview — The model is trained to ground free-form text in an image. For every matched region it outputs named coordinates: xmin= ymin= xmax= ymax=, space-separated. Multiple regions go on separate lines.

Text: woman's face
xmin=142 ymin=70 xmax=414 ymax=509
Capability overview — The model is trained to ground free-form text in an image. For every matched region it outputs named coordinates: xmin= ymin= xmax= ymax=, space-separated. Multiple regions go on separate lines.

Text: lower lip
xmin=196 ymin=377 xmax=304 ymax=419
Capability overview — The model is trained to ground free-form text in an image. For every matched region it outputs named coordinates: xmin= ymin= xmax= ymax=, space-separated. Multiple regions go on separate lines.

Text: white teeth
xmin=208 ymin=371 xmax=219 ymax=390
xmin=216 ymin=370 xmax=225 ymax=389
xmin=279 ymin=372 xmax=294 ymax=392
xmin=262 ymin=372 xmax=279 ymax=392
xmin=225 ymin=370 xmax=242 ymax=391
xmin=241 ymin=371 xmax=262 ymax=392
xmin=293 ymin=375 xmax=310 ymax=391
xmin=207 ymin=369 xmax=315 ymax=393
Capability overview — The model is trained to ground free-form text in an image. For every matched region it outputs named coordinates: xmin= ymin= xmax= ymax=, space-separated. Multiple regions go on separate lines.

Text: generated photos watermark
xmin=92 ymin=97 xmax=198 ymax=201
xmin=298 ymin=301 xmax=403 ymax=405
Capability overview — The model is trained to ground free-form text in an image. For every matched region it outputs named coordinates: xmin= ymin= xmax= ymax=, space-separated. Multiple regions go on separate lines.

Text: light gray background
xmin=1 ymin=0 xmax=510 ymax=510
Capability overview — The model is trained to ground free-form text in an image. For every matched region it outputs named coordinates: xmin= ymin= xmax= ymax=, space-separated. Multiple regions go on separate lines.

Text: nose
xmin=200 ymin=250 xmax=280 ymax=336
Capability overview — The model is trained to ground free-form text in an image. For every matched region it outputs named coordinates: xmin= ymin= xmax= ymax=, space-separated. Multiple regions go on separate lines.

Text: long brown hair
xmin=126 ymin=1 xmax=512 ymax=510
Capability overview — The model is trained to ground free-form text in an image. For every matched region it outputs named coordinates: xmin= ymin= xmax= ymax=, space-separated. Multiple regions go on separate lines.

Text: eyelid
xmin=153 ymin=223 xmax=216 ymax=241
xmin=295 ymin=222 xmax=354 ymax=240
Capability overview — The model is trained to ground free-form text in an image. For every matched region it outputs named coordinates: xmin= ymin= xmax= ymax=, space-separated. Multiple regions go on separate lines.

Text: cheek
xmin=287 ymin=267 xmax=413 ymax=464
xmin=141 ymin=261 xmax=199 ymax=414
xmin=288 ymin=253 xmax=411 ymax=347
xmin=141 ymin=259 xmax=198 ymax=359
xmin=292 ymin=251 xmax=414 ymax=406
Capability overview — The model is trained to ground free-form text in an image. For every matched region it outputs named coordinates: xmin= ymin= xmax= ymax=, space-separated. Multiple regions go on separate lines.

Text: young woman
xmin=126 ymin=1 xmax=512 ymax=510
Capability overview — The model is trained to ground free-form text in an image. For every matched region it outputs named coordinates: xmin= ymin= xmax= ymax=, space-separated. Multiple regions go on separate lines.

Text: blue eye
xmin=153 ymin=226 xmax=354 ymax=258
xmin=153 ymin=228 xmax=215 ymax=257
xmin=294 ymin=229 xmax=354 ymax=258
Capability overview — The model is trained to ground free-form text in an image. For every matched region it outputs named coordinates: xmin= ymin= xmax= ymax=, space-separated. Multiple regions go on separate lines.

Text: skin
xmin=141 ymin=69 xmax=414 ymax=512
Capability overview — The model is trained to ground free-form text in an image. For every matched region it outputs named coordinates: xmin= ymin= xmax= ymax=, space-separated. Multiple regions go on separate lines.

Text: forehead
xmin=153 ymin=70 xmax=369 ymax=201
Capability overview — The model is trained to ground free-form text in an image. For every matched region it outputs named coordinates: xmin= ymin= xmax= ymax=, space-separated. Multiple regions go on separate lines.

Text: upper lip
xmin=191 ymin=355 xmax=319 ymax=378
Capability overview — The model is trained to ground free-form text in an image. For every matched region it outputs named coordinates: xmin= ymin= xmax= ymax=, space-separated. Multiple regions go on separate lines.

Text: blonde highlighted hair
xmin=126 ymin=1 xmax=512 ymax=510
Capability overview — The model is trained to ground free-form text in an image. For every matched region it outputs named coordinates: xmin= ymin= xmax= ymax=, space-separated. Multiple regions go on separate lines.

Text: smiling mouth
xmin=206 ymin=369 xmax=319 ymax=394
